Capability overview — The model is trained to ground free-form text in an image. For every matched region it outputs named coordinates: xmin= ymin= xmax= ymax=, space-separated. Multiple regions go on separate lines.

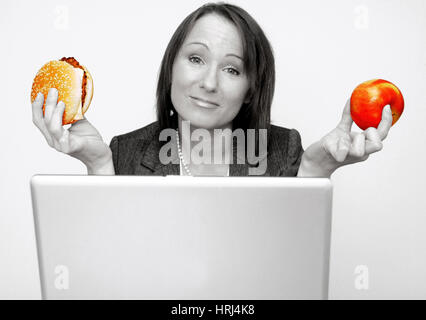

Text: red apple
xmin=350 ymin=79 xmax=404 ymax=130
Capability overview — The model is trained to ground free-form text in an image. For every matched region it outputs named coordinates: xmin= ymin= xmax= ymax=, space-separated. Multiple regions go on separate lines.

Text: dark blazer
xmin=109 ymin=121 xmax=304 ymax=177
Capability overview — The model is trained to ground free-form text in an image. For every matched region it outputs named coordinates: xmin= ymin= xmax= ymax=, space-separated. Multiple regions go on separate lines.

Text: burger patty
xmin=60 ymin=57 xmax=87 ymax=107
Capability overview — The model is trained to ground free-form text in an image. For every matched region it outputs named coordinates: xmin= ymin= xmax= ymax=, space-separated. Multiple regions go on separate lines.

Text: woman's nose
xmin=199 ymin=66 xmax=218 ymax=92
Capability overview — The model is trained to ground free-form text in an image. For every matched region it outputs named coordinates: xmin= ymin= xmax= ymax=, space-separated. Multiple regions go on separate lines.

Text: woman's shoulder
xmin=109 ymin=121 xmax=162 ymax=161
xmin=269 ymin=124 xmax=302 ymax=147
xmin=109 ymin=121 xmax=163 ymax=175
xmin=267 ymin=124 xmax=304 ymax=176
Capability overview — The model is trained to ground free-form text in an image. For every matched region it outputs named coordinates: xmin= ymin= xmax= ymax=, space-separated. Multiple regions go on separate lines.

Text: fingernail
xmin=36 ymin=92 xmax=43 ymax=100
xmin=49 ymin=88 xmax=58 ymax=96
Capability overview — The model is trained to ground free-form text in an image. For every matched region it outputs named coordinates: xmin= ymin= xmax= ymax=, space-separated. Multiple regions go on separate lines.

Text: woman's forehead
xmin=184 ymin=14 xmax=244 ymax=55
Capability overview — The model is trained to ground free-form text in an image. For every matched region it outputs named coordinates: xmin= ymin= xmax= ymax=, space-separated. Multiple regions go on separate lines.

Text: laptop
xmin=30 ymin=174 xmax=333 ymax=300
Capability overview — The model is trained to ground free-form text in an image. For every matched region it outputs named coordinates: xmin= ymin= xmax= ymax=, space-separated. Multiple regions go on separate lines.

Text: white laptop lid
xmin=30 ymin=175 xmax=333 ymax=300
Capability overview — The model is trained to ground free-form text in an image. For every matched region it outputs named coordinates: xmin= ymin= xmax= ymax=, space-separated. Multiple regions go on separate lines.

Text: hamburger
xmin=31 ymin=57 xmax=93 ymax=125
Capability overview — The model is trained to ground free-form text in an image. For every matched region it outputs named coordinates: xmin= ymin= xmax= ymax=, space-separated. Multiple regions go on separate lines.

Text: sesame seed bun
xmin=30 ymin=58 xmax=93 ymax=125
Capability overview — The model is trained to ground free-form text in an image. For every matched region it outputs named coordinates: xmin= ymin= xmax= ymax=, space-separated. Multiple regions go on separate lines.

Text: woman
xmin=31 ymin=3 xmax=392 ymax=177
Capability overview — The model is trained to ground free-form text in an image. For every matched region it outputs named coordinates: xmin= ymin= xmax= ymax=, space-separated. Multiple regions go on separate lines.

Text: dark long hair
xmin=156 ymin=2 xmax=275 ymax=135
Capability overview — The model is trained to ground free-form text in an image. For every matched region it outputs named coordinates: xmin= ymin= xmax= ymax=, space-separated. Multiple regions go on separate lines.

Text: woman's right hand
xmin=32 ymin=88 xmax=114 ymax=174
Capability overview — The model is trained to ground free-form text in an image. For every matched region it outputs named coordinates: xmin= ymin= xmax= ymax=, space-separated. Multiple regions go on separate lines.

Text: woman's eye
xmin=188 ymin=56 xmax=240 ymax=76
xmin=225 ymin=67 xmax=240 ymax=76
xmin=189 ymin=56 xmax=202 ymax=64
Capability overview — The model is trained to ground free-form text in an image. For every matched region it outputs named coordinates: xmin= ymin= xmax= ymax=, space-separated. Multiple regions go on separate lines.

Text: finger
xmin=44 ymin=88 xmax=58 ymax=124
xmin=335 ymin=136 xmax=350 ymax=162
xmin=48 ymin=101 xmax=66 ymax=141
xmin=32 ymin=92 xmax=45 ymax=125
xmin=32 ymin=92 xmax=54 ymax=147
xmin=377 ymin=105 xmax=393 ymax=140
xmin=337 ymin=99 xmax=353 ymax=132
xmin=324 ymin=137 xmax=349 ymax=162
xmin=349 ymin=131 xmax=362 ymax=140
xmin=348 ymin=132 xmax=366 ymax=157
xmin=364 ymin=127 xmax=383 ymax=154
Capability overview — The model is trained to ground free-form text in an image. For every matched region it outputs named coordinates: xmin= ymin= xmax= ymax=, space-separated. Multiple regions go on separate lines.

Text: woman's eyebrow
xmin=185 ymin=41 xmax=243 ymax=61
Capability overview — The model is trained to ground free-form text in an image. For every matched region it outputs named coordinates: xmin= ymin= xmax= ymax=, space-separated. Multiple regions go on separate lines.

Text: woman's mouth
xmin=189 ymin=96 xmax=220 ymax=109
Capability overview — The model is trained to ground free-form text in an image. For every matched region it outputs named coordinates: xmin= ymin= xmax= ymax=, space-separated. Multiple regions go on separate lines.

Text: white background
xmin=1 ymin=0 xmax=426 ymax=299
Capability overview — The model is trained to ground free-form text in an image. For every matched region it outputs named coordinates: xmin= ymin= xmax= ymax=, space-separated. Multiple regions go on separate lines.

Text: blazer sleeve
xmin=109 ymin=136 xmax=119 ymax=174
xmin=284 ymin=129 xmax=304 ymax=177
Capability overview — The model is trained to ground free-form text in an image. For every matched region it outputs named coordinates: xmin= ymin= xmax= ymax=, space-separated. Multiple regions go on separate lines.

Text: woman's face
xmin=171 ymin=13 xmax=250 ymax=130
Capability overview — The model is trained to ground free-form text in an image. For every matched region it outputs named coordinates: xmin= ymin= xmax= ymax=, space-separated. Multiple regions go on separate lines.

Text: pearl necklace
xmin=176 ymin=131 xmax=192 ymax=176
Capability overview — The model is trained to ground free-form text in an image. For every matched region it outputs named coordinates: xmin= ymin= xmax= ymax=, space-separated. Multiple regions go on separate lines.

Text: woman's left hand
xmin=297 ymin=99 xmax=393 ymax=177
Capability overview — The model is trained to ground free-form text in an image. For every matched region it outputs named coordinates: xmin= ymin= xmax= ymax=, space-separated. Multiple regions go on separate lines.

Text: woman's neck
xmin=177 ymin=116 xmax=232 ymax=175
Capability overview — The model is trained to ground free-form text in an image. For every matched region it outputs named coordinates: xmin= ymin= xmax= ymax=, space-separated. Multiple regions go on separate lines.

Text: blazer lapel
xmin=136 ymin=133 xmax=180 ymax=176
